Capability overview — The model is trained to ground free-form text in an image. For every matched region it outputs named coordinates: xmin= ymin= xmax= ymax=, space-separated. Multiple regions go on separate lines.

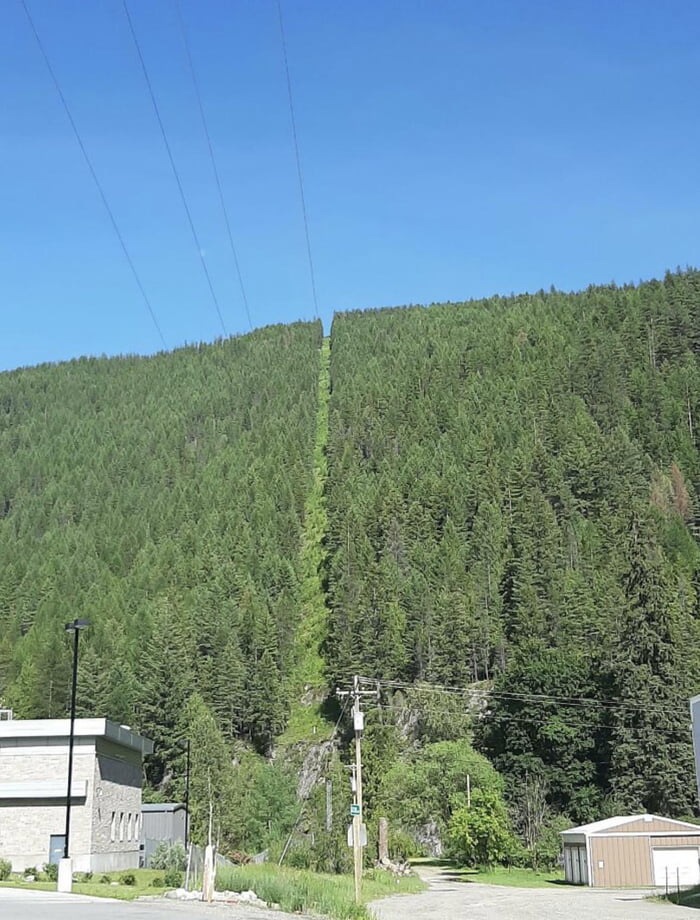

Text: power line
xmin=20 ymin=0 xmax=167 ymax=350
xmin=371 ymin=676 xmax=691 ymax=718
xmin=173 ymin=0 xmax=253 ymax=331
xmin=121 ymin=0 xmax=228 ymax=338
xmin=276 ymin=0 xmax=320 ymax=319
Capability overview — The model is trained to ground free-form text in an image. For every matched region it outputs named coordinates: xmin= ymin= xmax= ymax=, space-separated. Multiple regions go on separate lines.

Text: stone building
xmin=0 ymin=716 xmax=153 ymax=873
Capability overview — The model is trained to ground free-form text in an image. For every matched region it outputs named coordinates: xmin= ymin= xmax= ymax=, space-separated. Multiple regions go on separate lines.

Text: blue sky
xmin=2 ymin=0 xmax=699 ymax=371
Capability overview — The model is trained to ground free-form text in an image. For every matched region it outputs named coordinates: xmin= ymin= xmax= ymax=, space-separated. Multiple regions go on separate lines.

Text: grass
xmin=411 ymin=858 xmax=564 ymax=888
xmin=0 ymin=868 xmax=173 ymax=900
xmin=216 ymin=863 xmax=425 ymax=920
xmin=458 ymin=866 xmax=565 ymax=887
xmin=651 ymin=885 xmax=700 ymax=908
xmin=279 ymin=336 xmax=333 ymax=749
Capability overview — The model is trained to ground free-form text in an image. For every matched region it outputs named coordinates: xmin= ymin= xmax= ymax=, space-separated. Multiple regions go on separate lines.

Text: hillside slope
xmin=0 ymin=321 xmax=322 ymax=779
xmin=325 ymin=270 xmax=700 ymax=818
xmin=2 ymin=271 xmax=700 ymax=837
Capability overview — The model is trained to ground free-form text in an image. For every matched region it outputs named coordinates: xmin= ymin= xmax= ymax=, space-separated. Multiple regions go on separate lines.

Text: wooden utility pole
xmin=353 ymin=674 xmax=364 ymax=904
xmin=337 ymin=675 xmax=378 ymax=905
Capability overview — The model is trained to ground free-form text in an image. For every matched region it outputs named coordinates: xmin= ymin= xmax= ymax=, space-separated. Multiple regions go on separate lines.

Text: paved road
xmin=0 ymin=888 xmax=296 ymax=920
xmin=370 ymin=865 xmax=698 ymax=920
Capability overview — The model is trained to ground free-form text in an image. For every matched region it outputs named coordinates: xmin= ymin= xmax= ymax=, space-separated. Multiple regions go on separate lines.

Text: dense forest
xmin=0 ymin=321 xmax=322 ymax=770
xmin=2 ymin=271 xmax=700 ymax=863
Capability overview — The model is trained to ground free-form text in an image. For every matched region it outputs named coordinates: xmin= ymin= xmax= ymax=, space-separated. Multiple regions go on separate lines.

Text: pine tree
xmin=607 ymin=510 xmax=699 ymax=815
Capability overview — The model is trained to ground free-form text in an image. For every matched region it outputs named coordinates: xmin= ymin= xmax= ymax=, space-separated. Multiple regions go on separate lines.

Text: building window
xmin=110 ymin=812 xmax=116 ymax=842
xmin=134 ymin=814 xmax=140 ymax=840
xmin=127 ymin=813 xmax=132 ymax=842
xmin=119 ymin=812 xmax=124 ymax=842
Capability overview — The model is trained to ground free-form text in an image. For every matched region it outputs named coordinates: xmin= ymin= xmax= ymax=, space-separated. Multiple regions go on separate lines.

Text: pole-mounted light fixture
xmin=63 ymin=618 xmax=90 ymax=864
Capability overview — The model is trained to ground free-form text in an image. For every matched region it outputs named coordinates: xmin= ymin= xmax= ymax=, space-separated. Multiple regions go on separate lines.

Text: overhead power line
xmin=276 ymin=0 xmax=320 ymax=319
xmin=173 ymin=0 xmax=253 ymax=331
xmin=369 ymin=676 xmax=691 ymax=718
xmin=20 ymin=0 xmax=167 ymax=350
xmin=121 ymin=0 xmax=228 ymax=338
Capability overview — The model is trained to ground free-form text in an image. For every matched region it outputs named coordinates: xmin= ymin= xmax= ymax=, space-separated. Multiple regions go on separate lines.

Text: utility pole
xmin=353 ymin=675 xmax=363 ymax=904
xmin=337 ymin=675 xmax=379 ymax=906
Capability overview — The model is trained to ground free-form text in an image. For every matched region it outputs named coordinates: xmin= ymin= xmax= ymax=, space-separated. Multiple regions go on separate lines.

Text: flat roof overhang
xmin=0 ymin=718 xmax=153 ymax=755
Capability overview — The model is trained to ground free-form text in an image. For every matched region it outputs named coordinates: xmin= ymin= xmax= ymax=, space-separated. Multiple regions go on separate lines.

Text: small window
xmin=119 ymin=812 xmax=124 ymax=842
xmin=134 ymin=814 xmax=140 ymax=839
xmin=110 ymin=812 xmax=116 ymax=843
xmin=127 ymin=813 xmax=132 ymax=842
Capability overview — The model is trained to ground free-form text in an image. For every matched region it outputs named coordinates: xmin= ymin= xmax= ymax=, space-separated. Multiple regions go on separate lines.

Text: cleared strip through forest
xmin=280 ymin=335 xmax=332 ymax=742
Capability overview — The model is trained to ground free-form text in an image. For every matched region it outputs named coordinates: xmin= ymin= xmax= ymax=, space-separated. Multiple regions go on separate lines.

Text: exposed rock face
xmin=415 ymin=820 xmax=442 ymax=857
xmin=296 ymin=739 xmax=336 ymax=800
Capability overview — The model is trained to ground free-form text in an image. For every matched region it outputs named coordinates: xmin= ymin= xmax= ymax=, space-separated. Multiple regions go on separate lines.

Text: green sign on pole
xmin=350 ymin=804 xmax=361 ymax=817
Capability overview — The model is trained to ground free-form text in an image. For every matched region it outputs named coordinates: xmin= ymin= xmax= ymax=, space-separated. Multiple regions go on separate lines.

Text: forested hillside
xmin=0 ymin=321 xmax=322 ymax=780
xmin=3 ymin=271 xmax=700 ymax=860
xmin=325 ymin=269 xmax=700 ymax=823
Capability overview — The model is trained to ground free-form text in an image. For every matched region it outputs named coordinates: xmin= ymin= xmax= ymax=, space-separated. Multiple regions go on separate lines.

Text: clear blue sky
xmin=2 ymin=0 xmax=699 ymax=371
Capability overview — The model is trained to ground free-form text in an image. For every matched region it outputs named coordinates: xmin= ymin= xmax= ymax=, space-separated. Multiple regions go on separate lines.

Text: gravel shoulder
xmin=370 ymin=864 xmax=698 ymax=920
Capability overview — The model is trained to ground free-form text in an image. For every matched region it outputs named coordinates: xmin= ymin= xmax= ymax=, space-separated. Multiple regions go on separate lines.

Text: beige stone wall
xmin=90 ymin=740 xmax=142 ymax=864
xmin=0 ymin=739 xmax=95 ymax=872
xmin=0 ymin=735 xmax=144 ymax=872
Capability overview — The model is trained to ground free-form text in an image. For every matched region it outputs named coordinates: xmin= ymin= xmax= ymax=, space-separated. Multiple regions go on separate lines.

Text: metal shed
xmin=141 ymin=802 xmax=187 ymax=866
xmin=561 ymin=814 xmax=700 ymax=888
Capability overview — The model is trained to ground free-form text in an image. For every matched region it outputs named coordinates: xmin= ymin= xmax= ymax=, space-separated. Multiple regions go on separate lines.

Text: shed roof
xmin=0 ymin=718 xmax=153 ymax=755
xmin=562 ymin=814 xmax=700 ymax=837
xmin=142 ymin=802 xmax=186 ymax=813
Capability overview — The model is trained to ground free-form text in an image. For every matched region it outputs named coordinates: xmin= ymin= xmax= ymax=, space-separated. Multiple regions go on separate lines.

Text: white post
xmin=57 ymin=858 xmax=72 ymax=893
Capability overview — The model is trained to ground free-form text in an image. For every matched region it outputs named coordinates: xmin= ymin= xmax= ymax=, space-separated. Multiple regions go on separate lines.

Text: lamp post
xmin=178 ymin=738 xmax=191 ymax=850
xmin=59 ymin=618 xmax=89 ymax=892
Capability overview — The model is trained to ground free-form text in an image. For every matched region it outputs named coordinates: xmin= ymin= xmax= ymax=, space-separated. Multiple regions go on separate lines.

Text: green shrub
xmin=150 ymin=876 xmax=165 ymax=888
xmin=447 ymin=789 xmax=518 ymax=867
xmin=530 ymin=815 xmax=571 ymax=870
xmin=150 ymin=840 xmax=187 ymax=872
xmin=164 ymin=868 xmax=183 ymax=888
xmin=120 ymin=872 xmax=136 ymax=886
xmin=286 ymin=845 xmax=314 ymax=870
xmin=99 ymin=874 xmax=112 ymax=884
xmin=0 ymin=859 xmax=11 ymax=881
xmin=24 ymin=867 xmax=38 ymax=878
xmin=389 ymin=829 xmax=420 ymax=861
xmin=42 ymin=863 xmax=58 ymax=882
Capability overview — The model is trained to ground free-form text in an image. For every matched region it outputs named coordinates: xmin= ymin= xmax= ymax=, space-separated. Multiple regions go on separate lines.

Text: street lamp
xmin=177 ymin=738 xmax=191 ymax=850
xmin=63 ymin=619 xmax=89 ymax=873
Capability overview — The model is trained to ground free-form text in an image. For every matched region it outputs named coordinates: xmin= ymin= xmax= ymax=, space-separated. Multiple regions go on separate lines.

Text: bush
xmin=0 ymin=859 xmax=11 ymax=881
xmin=150 ymin=840 xmax=187 ymax=872
xmin=389 ymin=829 xmax=421 ymax=861
xmin=164 ymin=868 xmax=183 ymax=888
xmin=42 ymin=863 xmax=58 ymax=882
xmin=447 ymin=789 xmax=518 ymax=867
xmin=99 ymin=874 xmax=112 ymax=884
xmin=530 ymin=815 xmax=571 ymax=870
xmin=24 ymin=867 xmax=37 ymax=877
xmin=286 ymin=845 xmax=314 ymax=870
xmin=150 ymin=876 xmax=165 ymax=888
xmin=119 ymin=872 xmax=136 ymax=886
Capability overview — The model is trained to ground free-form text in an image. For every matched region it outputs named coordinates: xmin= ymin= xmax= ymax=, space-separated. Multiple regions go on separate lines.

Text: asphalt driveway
xmin=0 ymin=887 xmax=295 ymax=920
xmin=370 ymin=865 xmax=698 ymax=920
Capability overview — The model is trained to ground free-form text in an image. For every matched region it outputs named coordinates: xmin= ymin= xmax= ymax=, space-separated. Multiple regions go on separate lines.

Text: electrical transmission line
xmin=173 ymin=0 xmax=253 ymax=331
xmin=122 ymin=0 xmax=229 ymax=338
xmin=367 ymin=676 xmax=692 ymax=719
xmin=20 ymin=0 xmax=167 ymax=350
xmin=276 ymin=0 xmax=320 ymax=319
